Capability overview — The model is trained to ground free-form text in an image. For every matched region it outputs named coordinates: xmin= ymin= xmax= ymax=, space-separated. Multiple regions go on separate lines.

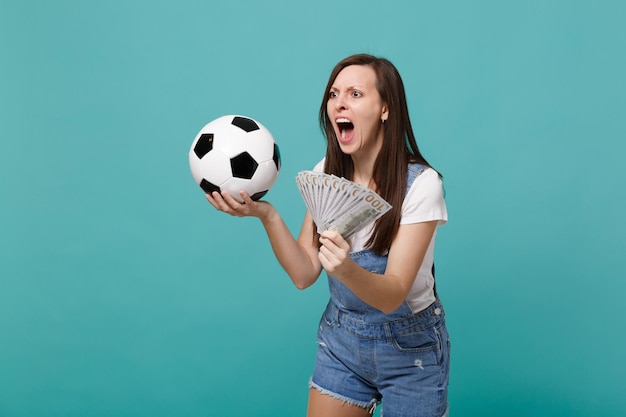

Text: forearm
xmin=334 ymin=262 xmax=409 ymax=313
xmin=260 ymin=208 xmax=321 ymax=289
xmin=319 ymin=222 xmax=437 ymax=313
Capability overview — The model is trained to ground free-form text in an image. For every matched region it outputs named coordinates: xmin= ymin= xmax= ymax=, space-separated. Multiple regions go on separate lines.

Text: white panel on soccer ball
xmin=193 ymin=150 xmax=232 ymax=186
xmin=221 ymin=177 xmax=255 ymax=203
xmin=188 ymin=150 xmax=209 ymax=185
xmin=251 ymin=160 xmax=279 ymax=191
xmin=245 ymin=131 xmax=275 ymax=162
xmin=213 ymin=129 xmax=248 ymax=158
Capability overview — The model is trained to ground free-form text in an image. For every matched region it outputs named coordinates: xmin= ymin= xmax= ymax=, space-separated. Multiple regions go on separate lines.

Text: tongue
xmin=339 ymin=125 xmax=354 ymax=141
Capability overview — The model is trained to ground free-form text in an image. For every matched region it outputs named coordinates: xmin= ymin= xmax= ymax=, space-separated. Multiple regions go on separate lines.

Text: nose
xmin=334 ymin=93 xmax=347 ymax=111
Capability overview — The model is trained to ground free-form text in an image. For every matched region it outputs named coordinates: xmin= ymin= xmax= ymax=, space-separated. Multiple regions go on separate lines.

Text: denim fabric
xmin=310 ymin=164 xmax=450 ymax=417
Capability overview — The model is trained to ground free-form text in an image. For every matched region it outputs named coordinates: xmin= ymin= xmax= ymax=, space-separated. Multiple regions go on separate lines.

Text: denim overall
xmin=310 ymin=164 xmax=450 ymax=417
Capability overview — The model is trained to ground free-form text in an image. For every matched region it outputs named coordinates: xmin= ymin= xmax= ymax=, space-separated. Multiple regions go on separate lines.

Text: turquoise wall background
xmin=1 ymin=0 xmax=624 ymax=416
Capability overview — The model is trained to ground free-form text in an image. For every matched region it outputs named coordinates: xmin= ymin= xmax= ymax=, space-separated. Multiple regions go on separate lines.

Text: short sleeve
xmin=313 ymin=158 xmax=325 ymax=172
xmin=400 ymin=168 xmax=447 ymax=225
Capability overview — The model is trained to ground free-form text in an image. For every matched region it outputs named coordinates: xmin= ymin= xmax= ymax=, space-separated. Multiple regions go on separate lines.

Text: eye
xmin=351 ymin=90 xmax=362 ymax=98
xmin=328 ymin=91 xmax=338 ymax=99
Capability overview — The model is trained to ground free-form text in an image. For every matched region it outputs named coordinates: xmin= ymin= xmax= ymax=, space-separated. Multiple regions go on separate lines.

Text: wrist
xmin=258 ymin=203 xmax=279 ymax=225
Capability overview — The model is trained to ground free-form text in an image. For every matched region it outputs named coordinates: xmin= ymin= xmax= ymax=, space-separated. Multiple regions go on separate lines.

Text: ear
xmin=381 ymin=104 xmax=389 ymax=122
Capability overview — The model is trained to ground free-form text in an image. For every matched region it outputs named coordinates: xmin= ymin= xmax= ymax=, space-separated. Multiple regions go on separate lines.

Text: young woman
xmin=206 ymin=54 xmax=450 ymax=417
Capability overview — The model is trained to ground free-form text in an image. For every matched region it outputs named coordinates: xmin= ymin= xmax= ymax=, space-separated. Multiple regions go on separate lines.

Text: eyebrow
xmin=329 ymin=85 xmax=366 ymax=91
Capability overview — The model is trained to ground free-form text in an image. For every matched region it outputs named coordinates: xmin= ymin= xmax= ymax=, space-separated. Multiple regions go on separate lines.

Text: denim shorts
xmin=310 ymin=299 xmax=450 ymax=417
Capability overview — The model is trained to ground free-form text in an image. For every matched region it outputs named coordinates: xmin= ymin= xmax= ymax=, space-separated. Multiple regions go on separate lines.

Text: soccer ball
xmin=189 ymin=115 xmax=281 ymax=202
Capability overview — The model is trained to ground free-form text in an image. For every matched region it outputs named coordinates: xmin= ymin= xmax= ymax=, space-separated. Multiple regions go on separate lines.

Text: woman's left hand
xmin=206 ymin=190 xmax=273 ymax=220
xmin=318 ymin=230 xmax=352 ymax=276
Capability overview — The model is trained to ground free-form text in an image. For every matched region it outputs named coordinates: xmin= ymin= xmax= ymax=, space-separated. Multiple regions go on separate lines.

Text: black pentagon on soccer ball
xmin=273 ymin=143 xmax=281 ymax=170
xmin=250 ymin=190 xmax=268 ymax=201
xmin=231 ymin=116 xmax=260 ymax=133
xmin=199 ymin=179 xmax=220 ymax=195
xmin=231 ymin=152 xmax=258 ymax=179
xmin=193 ymin=133 xmax=214 ymax=159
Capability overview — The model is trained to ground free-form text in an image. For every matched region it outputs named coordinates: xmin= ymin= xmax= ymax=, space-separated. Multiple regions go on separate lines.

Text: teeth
xmin=337 ymin=118 xmax=351 ymax=139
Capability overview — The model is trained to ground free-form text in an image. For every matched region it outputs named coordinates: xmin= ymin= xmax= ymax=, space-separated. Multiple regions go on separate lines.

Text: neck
xmin=352 ymin=157 xmax=376 ymax=188
xmin=349 ymin=130 xmax=383 ymax=188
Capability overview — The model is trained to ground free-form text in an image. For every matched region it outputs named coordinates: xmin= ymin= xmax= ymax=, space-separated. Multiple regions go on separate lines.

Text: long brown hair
xmin=319 ymin=54 xmax=438 ymax=253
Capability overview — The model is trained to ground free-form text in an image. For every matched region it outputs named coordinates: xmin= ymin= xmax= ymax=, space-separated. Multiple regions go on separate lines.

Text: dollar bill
xmin=295 ymin=171 xmax=392 ymax=238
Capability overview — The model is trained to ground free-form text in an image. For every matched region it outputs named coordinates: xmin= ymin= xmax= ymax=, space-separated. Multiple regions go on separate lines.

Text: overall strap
xmin=405 ymin=163 xmax=438 ymax=297
xmin=405 ymin=163 xmax=428 ymax=194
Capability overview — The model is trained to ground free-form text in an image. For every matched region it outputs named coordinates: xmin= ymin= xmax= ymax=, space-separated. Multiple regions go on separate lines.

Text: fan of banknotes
xmin=295 ymin=171 xmax=392 ymax=238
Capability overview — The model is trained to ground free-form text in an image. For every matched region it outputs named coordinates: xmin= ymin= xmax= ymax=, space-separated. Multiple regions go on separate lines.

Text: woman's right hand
xmin=205 ymin=190 xmax=273 ymax=220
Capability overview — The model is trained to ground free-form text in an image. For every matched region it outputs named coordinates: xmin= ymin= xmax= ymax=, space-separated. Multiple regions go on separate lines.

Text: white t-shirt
xmin=313 ymin=160 xmax=447 ymax=313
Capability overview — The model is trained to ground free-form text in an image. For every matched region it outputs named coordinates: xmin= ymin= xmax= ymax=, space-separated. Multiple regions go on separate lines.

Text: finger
xmin=332 ymin=232 xmax=350 ymax=251
xmin=221 ymin=191 xmax=244 ymax=209
xmin=319 ymin=230 xmax=333 ymax=239
xmin=206 ymin=192 xmax=229 ymax=211
xmin=240 ymin=191 xmax=255 ymax=205
xmin=224 ymin=191 xmax=258 ymax=218
xmin=319 ymin=238 xmax=342 ymax=261
xmin=318 ymin=246 xmax=341 ymax=274
xmin=318 ymin=235 xmax=332 ymax=250
xmin=320 ymin=230 xmax=342 ymax=244
xmin=205 ymin=193 xmax=217 ymax=206
xmin=320 ymin=231 xmax=349 ymax=252
xmin=317 ymin=247 xmax=331 ymax=268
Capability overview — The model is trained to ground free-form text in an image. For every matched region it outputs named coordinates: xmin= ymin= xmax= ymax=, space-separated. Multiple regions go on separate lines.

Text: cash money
xmin=295 ymin=171 xmax=392 ymax=238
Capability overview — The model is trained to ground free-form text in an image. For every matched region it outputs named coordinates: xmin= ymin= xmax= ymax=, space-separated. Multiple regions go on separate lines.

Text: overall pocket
xmin=391 ymin=320 xmax=445 ymax=367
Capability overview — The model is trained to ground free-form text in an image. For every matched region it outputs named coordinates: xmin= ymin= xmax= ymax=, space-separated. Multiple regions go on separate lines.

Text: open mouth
xmin=336 ymin=118 xmax=354 ymax=141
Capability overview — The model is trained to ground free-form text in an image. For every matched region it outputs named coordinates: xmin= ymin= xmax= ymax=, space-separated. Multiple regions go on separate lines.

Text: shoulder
xmin=401 ymin=167 xmax=447 ymax=225
xmin=408 ymin=163 xmax=430 ymax=176
xmin=405 ymin=163 xmax=436 ymax=192
xmin=411 ymin=167 xmax=442 ymax=188
xmin=404 ymin=166 xmax=443 ymax=196
xmin=313 ymin=158 xmax=325 ymax=172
